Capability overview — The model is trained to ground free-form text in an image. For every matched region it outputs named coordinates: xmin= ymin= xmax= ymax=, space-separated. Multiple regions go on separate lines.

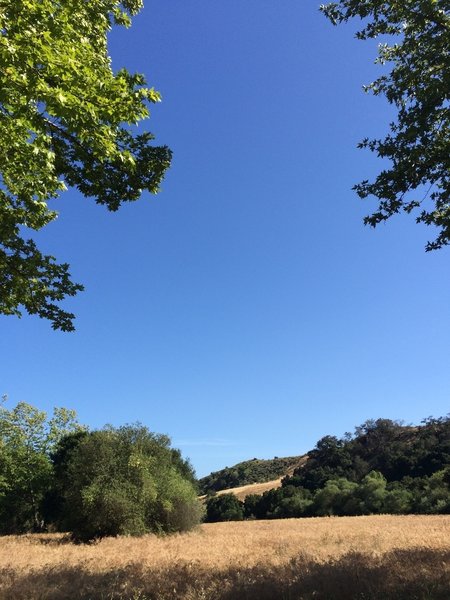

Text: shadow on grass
xmin=19 ymin=534 xmax=73 ymax=546
xmin=1 ymin=547 xmax=448 ymax=600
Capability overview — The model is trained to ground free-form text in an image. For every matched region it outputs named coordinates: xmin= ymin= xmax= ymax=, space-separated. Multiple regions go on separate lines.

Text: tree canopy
xmin=0 ymin=0 xmax=171 ymax=330
xmin=0 ymin=397 xmax=83 ymax=533
xmin=321 ymin=0 xmax=450 ymax=250
xmin=56 ymin=425 xmax=201 ymax=541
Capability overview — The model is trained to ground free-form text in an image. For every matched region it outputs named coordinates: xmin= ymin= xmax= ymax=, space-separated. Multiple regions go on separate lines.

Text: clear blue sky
xmin=1 ymin=1 xmax=449 ymax=477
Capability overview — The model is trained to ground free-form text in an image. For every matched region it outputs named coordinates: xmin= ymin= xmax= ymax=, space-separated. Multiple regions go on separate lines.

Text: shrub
xmin=56 ymin=425 xmax=200 ymax=541
xmin=205 ymin=493 xmax=244 ymax=522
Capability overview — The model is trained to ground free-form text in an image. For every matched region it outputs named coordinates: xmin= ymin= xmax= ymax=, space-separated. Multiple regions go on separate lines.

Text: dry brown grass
xmin=1 ymin=515 xmax=449 ymax=599
xmin=202 ymin=455 xmax=309 ymax=501
xmin=215 ymin=477 xmax=283 ymax=500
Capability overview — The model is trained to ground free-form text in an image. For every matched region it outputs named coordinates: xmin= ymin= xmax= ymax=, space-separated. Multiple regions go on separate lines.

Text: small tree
xmin=312 ymin=478 xmax=358 ymax=516
xmin=357 ymin=471 xmax=388 ymax=514
xmin=0 ymin=398 xmax=82 ymax=533
xmin=271 ymin=486 xmax=313 ymax=519
xmin=244 ymin=493 xmax=262 ymax=519
xmin=205 ymin=493 xmax=244 ymax=522
xmin=384 ymin=484 xmax=413 ymax=514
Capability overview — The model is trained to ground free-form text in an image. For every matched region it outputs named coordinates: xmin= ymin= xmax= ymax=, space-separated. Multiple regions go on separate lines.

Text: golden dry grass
xmin=215 ymin=477 xmax=283 ymax=500
xmin=1 ymin=515 xmax=449 ymax=599
xmin=205 ymin=455 xmax=309 ymax=501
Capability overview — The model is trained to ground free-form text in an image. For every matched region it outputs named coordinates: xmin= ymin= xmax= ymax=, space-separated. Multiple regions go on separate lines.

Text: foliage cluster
xmin=321 ymin=0 xmax=450 ymax=250
xmin=0 ymin=0 xmax=171 ymax=330
xmin=199 ymin=456 xmax=302 ymax=495
xmin=205 ymin=417 xmax=450 ymax=522
xmin=205 ymin=493 xmax=245 ymax=522
xmin=0 ymin=399 xmax=200 ymax=540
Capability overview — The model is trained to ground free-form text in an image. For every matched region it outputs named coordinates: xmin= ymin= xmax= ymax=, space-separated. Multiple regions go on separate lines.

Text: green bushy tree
xmin=312 ymin=478 xmax=359 ymax=517
xmin=409 ymin=469 xmax=450 ymax=514
xmin=356 ymin=471 xmax=388 ymax=514
xmin=205 ymin=493 xmax=244 ymax=522
xmin=56 ymin=424 xmax=200 ymax=541
xmin=243 ymin=493 xmax=262 ymax=519
xmin=242 ymin=486 xmax=313 ymax=520
xmin=384 ymin=482 xmax=413 ymax=514
xmin=269 ymin=486 xmax=313 ymax=519
xmin=0 ymin=397 xmax=82 ymax=532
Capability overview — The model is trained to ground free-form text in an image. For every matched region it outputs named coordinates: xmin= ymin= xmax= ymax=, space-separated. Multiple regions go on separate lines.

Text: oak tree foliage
xmin=0 ymin=0 xmax=171 ymax=330
xmin=321 ymin=0 xmax=450 ymax=250
xmin=0 ymin=397 xmax=83 ymax=533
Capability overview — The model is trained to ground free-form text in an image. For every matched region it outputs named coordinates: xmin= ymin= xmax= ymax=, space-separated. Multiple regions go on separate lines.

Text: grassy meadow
xmin=1 ymin=514 xmax=449 ymax=599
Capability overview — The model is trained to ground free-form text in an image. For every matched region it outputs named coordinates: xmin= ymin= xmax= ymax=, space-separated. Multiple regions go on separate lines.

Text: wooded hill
xmin=204 ymin=417 xmax=450 ymax=522
xmin=199 ymin=455 xmax=306 ymax=495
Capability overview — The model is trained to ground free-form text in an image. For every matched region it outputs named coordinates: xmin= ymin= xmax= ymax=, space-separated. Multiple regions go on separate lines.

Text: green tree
xmin=243 ymin=493 xmax=262 ymax=519
xmin=384 ymin=482 xmax=413 ymax=514
xmin=270 ymin=486 xmax=313 ymax=519
xmin=410 ymin=469 xmax=450 ymax=513
xmin=312 ymin=478 xmax=359 ymax=516
xmin=57 ymin=424 xmax=200 ymax=541
xmin=321 ymin=0 xmax=450 ymax=250
xmin=0 ymin=398 xmax=82 ymax=532
xmin=205 ymin=493 xmax=244 ymax=522
xmin=356 ymin=470 xmax=387 ymax=514
xmin=0 ymin=1 xmax=171 ymax=330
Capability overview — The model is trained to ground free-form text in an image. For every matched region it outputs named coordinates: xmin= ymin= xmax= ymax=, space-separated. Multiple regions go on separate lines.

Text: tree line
xmin=205 ymin=417 xmax=450 ymax=522
xmin=2 ymin=399 xmax=449 ymax=535
xmin=0 ymin=398 xmax=200 ymax=541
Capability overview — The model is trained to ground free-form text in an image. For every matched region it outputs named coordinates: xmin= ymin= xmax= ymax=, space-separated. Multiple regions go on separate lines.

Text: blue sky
xmin=2 ymin=0 xmax=449 ymax=477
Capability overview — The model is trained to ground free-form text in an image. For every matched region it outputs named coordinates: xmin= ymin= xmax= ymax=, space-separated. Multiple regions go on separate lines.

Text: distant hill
xmin=199 ymin=455 xmax=307 ymax=495
xmin=203 ymin=416 xmax=450 ymax=522
xmin=214 ymin=478 xmax=284 ymax=501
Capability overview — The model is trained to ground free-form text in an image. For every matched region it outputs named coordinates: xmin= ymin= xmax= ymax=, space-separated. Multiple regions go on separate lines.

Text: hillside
xmin=199 ymin=455 xmax=307 ymax=495
xmin=203 ymin=416 xmax=450 ymax=522
xmin=215 ymin=478 xmax=283 ymax=501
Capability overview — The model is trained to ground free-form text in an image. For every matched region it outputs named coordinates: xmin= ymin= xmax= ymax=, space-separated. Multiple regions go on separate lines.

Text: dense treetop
xmin=284 ymin=416 xmax=450 ymax=489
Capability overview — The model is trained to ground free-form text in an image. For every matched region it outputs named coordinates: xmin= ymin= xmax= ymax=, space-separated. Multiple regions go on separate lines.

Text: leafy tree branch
xmin=0 ymin=0 xmax=171 ymax=329
xmin=321 ymin=0 xmax=450 ymax=250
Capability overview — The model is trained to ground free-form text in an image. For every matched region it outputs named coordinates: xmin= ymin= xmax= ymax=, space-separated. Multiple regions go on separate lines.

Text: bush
xmin=56 ymin=425 xmax=200 ymax=541
xmin=205 ymin=493 xmax=244 ymax=522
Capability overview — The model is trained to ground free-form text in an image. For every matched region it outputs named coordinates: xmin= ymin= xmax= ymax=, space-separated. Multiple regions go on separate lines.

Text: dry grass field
xmin=1 ymin=515 xmax=449 ymax=599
